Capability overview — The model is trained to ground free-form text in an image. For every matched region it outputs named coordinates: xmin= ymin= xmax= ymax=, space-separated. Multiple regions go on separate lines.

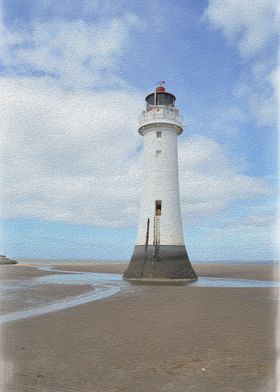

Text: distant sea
xmin=15 ymin=258 xmax=277 ymax=265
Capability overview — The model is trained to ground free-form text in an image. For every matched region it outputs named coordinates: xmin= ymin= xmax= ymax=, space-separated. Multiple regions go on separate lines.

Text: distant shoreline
xmin=12 ymin=258 xmax=278 ymax=265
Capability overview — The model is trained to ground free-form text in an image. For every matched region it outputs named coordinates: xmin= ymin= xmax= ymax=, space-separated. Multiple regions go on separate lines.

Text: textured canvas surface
xmin=0 ymin=1 xmax=278 ymax=391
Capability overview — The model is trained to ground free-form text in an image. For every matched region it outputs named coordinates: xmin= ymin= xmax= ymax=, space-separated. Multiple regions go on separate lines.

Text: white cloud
xmin=204 ymin=1 xmax=278 ymax=130
xmin=0 ymin=11 xmax=274 ymax=230
xmin=1 ymin=77 xmax=143 ymax=227
xmin=0 ymin=80 xmax=271 ymax=228
xmin=241 ymin=212 xmax=276 ymax=227
xmin=204 ymin=0 xmax=278 ymax=57
xmin=233 ymin=62 xmax=278 ymax=128
xmin=1 ymin=14 xmax=140 ymax=89
xmin=178 ymin=136 xmax=270 ymax=222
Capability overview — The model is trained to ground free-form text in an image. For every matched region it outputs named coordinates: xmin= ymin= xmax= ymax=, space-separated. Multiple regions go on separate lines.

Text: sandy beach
xmin=0 ymin=262 xmax=279 ymax=391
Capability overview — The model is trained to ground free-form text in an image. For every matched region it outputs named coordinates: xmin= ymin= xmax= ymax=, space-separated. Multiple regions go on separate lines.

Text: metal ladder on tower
xmin=153 ymin=215 xmax=160 ymax=260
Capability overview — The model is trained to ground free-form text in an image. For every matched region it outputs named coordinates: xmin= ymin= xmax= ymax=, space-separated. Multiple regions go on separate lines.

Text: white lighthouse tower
xmin=123 ymin=83 xmax=197 ymax=282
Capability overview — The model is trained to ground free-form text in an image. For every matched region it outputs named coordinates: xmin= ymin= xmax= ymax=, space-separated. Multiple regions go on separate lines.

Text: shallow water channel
xmin=0 ymin=266 xmax=279 ymax=325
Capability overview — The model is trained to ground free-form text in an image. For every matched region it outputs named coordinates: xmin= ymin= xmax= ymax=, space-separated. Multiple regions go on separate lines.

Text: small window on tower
xmin=155 ymin=200 xmax=162 ymax=216
xmin=156 ymin=131 xmax=161 ymax=138
xmin=156 ymin=150 xmax=161 ymax=157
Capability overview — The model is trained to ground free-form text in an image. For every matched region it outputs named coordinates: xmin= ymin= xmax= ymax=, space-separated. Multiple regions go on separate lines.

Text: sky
xmin=0 ymin=0 xmax=278 ymax=262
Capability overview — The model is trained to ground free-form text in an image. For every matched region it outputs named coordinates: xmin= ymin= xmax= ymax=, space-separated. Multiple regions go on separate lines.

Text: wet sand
xmin=48 ymin=262 xmax=278 ymax=281
xmin=0 ymin=262 xmax=278 ymax=391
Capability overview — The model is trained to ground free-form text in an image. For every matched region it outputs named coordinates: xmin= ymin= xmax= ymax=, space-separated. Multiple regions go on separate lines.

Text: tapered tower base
xmin=123 ymin=245 xmax=197 ymax=283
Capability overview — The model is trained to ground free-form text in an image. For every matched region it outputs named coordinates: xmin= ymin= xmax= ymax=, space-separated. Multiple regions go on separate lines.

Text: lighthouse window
xmin=146 ymin=94 xmax=155 ymax=106
xmin=155 ymin=200 xmax=162 ymax=216
xmin=156 ymin=150 xmax=161 ymax=157
xmin=156 ymin=93 xmax=174 ymax=106
xmin=156 ymin=131 xmax=161 ymax=138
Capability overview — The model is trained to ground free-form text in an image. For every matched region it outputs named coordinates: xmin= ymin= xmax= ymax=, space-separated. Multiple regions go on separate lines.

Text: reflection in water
xmin=193 ymin=277 xmax=280 ymax=288
xmin=0 ymin=266 xmax=279 ymax=325
xmin=36 ymin=267 xmax=280 ymax=288
xmin=0 ymin=268 xmax=124 ymax=325
xmin=0 ymin=286 xmax=120 ymax=325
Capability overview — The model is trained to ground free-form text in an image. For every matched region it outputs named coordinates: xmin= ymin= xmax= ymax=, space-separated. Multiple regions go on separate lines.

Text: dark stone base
xmin=123 ymin=245 xmax=197 ymax=282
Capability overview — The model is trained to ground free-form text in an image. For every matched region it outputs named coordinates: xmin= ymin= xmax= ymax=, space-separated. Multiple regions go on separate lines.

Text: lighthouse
xmin=123 ymin=83 xmax=197 ymax=282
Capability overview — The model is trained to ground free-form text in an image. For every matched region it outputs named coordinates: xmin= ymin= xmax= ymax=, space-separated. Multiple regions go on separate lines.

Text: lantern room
xmin=145 ymin=86 xmax=176 ymax=108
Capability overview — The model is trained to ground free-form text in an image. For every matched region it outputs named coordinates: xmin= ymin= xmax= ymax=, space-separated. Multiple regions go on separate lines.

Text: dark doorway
xmin=155 ymin=200 xmax=162 ymax=216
